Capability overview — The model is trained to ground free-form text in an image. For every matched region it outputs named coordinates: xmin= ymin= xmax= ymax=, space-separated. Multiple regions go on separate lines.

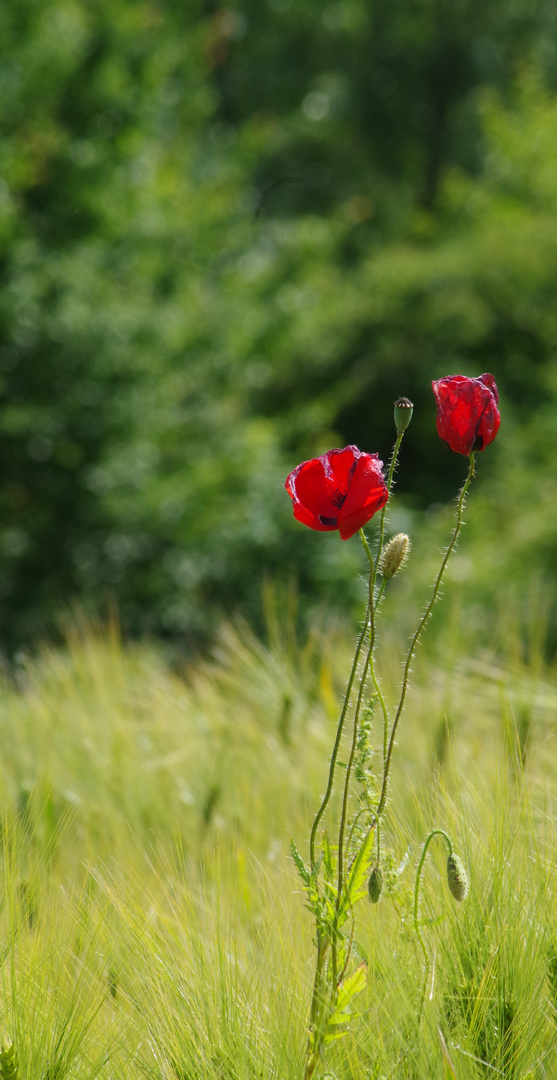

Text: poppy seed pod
xmin=379 ymin=533 xmax=410 ymax=580
xmin=447 ymin=853 xmax=469 ymax=902
xmin=394 ymin=396 xmax=414 ymax=434
xmin=368 ymin=866 xmax=383 ymax=903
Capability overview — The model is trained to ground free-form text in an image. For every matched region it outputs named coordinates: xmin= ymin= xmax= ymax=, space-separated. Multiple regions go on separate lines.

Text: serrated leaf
xmin=335 ymin=963 xmax=367 ymax=1012
xmin=324 ymin=1027 xmax=349 ymax=1045
xmin=290 ymin=837 xmax=311 ymax=886
xmin=322 ymin=831 xmax=336 ymax=881
xmin=327 ymin=969 xmax=367 ymax=1031
xmin=339 ymin=827 xmax=375 ymax=919
xmin=310 ymin=853 xmax=323 ymax=881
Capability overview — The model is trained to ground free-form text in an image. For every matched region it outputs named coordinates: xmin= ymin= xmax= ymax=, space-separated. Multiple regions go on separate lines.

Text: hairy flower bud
xmin=368 ymin=866 xmax=383 ymax=903
xmin=394 ymin=396 xmax=414 ymax=434
xmin=379 ymin=533 xmax=410 ymax=580
xmin=447 ymin=853 xmax=469 ymax=902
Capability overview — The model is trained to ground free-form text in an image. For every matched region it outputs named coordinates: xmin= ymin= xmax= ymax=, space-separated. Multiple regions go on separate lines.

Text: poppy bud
xmin=379 ymin=533 xmax=410 ymax=580
xmin=394 ymin=397 xmax=414 ymax=434
xmin=447 ymin=853 xmax=469 ymax=902
xmin=368 ymin=866 xmax=383 ymax=903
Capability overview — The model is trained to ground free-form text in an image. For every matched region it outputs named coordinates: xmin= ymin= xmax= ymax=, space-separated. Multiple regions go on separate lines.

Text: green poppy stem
xmin=414 ymin=830 xmax=454 ymax=1024
xmin=377 ymin=453 xmax=476 ymax=817
xmin=309 ymin=604 xmax=371 ymax=869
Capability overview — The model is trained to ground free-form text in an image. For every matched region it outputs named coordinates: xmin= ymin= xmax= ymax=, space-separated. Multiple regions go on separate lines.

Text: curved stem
xmin=377 ymin=453 xmax=475 ymax=817
xmin=345 ymin=807 xmax=380 ymax=867
xmin=414 ymin=830 xmax=453 ymax=1023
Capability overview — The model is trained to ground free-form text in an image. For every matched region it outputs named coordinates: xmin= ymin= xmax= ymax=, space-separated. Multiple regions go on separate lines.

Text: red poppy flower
xmin=285 ymin=445 xmax=388 ymax=540
xmin=432 ymin=373 xmax=500 ymax=455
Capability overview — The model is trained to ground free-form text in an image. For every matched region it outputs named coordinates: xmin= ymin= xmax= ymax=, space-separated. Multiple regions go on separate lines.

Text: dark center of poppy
xmin=318 ymin=515 xmax=338 ymax=527
xmin=330 ymin=486 xmax=346 ymax=509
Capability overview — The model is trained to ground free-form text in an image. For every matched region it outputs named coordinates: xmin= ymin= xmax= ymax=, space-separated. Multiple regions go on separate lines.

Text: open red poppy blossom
xmin=285 ymin=445 xmax=388 ymax=540
xmin=432 ymin=373 xmax=500 ymax=455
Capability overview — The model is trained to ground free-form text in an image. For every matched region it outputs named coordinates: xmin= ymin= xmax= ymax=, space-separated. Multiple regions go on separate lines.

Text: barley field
xmin=0 ymin=592 xmax=555 ymax=1080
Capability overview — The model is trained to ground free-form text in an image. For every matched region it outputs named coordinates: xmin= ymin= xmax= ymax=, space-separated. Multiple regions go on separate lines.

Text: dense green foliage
xmin=1 ymin=0 xmax=557 ymax=646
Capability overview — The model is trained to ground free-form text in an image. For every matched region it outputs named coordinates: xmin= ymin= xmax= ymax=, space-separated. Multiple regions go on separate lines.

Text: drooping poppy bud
xmin=285 ymin=446 xmax=388 ymax=541
xmin=447 ymin=853 xmax=469 ymax=902
xmin=394 ymin=397 xmax=414 ymax=434
xmin=379 ymin=533 xmax=410 ymax=580
xmin=432 ymin=374 xmax=500 ymax=456
xmin=368 ymin=866 xmax=383 ymax=903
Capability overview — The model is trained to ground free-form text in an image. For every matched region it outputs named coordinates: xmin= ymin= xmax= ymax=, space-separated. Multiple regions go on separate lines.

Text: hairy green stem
xmin=309 ymin=606 xmax=370 ymax=868
xmin=345 ymin=807 xmax=380 ymax=864
xmin=370 ymin=580 xmax=390 ymax=765
xmin=360 ymin=534 xmax=391 ymax=775
xmin=304 ymin=936 xmax=329 ymax=1080
xmin=337 ymin=906 xmax=357 ymax=985
xmin=373 ymin=433 xmax=403 ymax=762
xmin=305 ymin=428 xmax=407 ymax=1074
xmin=310 ymin=431 xmax=405 ymax=868
xmin=377 ymin=453 xmax=476 ymax=817
xmin=332 ymin=538 xmax=377 ymax=984
xmin=373 ymin=430 xmax=405 ymax=594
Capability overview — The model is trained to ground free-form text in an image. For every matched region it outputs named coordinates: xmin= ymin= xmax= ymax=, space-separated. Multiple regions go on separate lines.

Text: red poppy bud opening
xmin=285 ymin=445 xmax=388 ymax=540
xmin=432 ymin=373 xmax=500 ymax=456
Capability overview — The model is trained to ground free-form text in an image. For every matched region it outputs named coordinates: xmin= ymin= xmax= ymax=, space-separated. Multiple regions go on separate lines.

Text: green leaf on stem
xmin=322 ymin=831 xmax=336 ymax=881
xmin=324 ymin=963 xmax=367 ymax=1042
xmin=290 ymin=837 xmax=311 ymax=886
xmin=336 ymin=963 xmax=367 ymax=1012
xmin=339 ymin=826 xmax=376 ymax=920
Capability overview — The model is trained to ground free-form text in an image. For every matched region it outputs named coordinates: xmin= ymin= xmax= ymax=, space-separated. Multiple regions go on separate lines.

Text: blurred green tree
xmin=0 ymin=0 xmax=556 ymax=648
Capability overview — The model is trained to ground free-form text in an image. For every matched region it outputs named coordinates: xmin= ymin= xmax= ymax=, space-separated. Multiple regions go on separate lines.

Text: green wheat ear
xmin=0 ymin=1039 xmax=19 ymax=1080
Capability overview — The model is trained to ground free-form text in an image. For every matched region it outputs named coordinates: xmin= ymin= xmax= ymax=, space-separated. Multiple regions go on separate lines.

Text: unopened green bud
xmin=379 ymin=533 xmax=410 ymax=580
xmin=394 ymin=396 xmax=414 ymax=433
xmin=368 ymin=866 xmax=383 ymax=903
xmin=447 ymin=853 xmax=469 ymax=902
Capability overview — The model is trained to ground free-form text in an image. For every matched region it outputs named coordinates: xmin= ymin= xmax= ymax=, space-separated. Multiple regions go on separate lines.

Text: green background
xmin=1 ymin=0 xmax=556 ymax=649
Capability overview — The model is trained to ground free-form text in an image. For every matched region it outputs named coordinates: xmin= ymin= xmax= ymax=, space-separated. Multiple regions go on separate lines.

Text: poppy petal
xmin=337 ymin=455 xmax=388 ymax=539
xmin=322 ymin=446 xmax=360 ymax=497
xmin=285 ymin=457 xmax=339 ymax=531
xmin=479 ymin=372 xmax=499 ymax=403
xmin=477 ymin=395 xmax=500 ymax=450
xmin=285 ymin=446 xmax=388 ymax=538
